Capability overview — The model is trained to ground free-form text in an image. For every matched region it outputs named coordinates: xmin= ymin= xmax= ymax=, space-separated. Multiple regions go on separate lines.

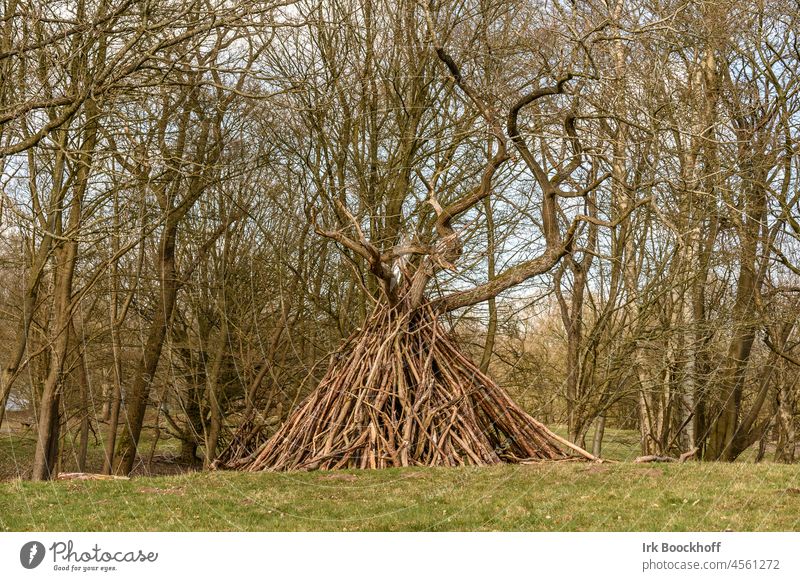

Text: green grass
xmin=2 ymin=427 xmax=798 ymax=532
xmin=2 ymin=462 xmax=799 ymax=531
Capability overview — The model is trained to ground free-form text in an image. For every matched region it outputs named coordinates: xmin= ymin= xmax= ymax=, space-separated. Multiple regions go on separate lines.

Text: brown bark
xmin=705 ymin=173 xmax=768 ymax=459
xmin=113 ymin=222 xmax=179 ymax=474
xmin=32 ymin=233 xmax=78 ymax=480
xmin=204 ymin=315 xmax=228 ymax=468
xmin=70 ymin=322 xmax=91 ymax=473
xmin=31 ymin=78 xmax=100 ymax=478
xmin=479 ymin=198 xmax=497 ymax=374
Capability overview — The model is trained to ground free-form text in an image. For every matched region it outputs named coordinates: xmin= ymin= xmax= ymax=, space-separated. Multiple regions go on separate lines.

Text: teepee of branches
xmin=219 ymin=302 xmax=595 ymax=472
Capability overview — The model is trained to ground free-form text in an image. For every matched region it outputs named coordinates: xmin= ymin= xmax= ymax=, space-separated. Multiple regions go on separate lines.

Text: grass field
xmin=2 ymin=463 xmax=800 ymax=531
xmin=2 ymin=430 xmax=799 ymax=532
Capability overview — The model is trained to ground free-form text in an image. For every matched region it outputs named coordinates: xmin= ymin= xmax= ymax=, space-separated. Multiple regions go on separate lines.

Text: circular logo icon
xmin=20 ymin=541 xmax=46 ymax=569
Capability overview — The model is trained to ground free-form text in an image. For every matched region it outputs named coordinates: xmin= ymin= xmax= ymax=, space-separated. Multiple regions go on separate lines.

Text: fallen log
xmin=634 ymin=447 xmax=698 ymax=464
xmin=58 ymin=472 xmax=130 ymax=481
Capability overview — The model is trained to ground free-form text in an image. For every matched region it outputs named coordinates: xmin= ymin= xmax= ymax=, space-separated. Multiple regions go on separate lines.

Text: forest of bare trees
xmin=1 ymin=0 xmax=798 ymax=480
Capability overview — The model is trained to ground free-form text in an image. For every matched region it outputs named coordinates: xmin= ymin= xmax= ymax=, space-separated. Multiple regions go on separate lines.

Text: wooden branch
xmin=334 ymin=199 xmax=384 ymax=266
xmin=679 ymin=447 xmax=699 ymax=462
xmin=634 ymin=447 xmax=697 ymax=463
xmin=427 ymin=20 xmax=605 ymax=313
xmin=58 ymin=472 xmax=129 ymax=481
xmin=433 ymin=144 xmax=509 ymax=232
xmin=308 ymin=205 xmax=394 ymax=296
xmin=432 ymin=46 xmax=505 ymax=141
xmin=434 ymin=212 xmax=584 ymax=312
xmin=381 ymin=244 xmax=431 ymax=262
xmin=429 ymin=40 xmax=510 ymax=233
xmin=506 ymin=76 xmax=573 ymax=191
xmin=506 ymin=75 xmax=573 ymax=246
xmin=551 ymin=113 xmax=584 ymax=185
xmin=179 ymin=212 xmax=245 ymax=286
xmin=311 ymin=209 xmax=371 ymax=262
xmin=435 ymin=247 xmax=565 ymax=312
xmin=573 ymin=196 xmax=653 ymax=228
xmin=507 ymin=76 xmax=574 ymax=133
xmin=634 ymin=455 xmax=676 ymax=463
xmin=763 ymin=328 xmax=800 ymax=367
xmin=555 ymin=171 xmax=613 ymax=198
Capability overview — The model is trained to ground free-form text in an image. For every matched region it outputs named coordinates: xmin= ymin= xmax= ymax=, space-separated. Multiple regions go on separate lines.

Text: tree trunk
xmin=113 ymin=224 xmax=178 ymax=474
xmin=71 ymin=323 xmax=91 ymax=472
xmin=479 ymin=197 xmax=497 ymax=374
xmin=31 ymin=243 xmax=76 ymax=480
xmin=775 ymin=373 xmax=797 ymax=463
xmin=704 ymin=183 xmax=766 ymax=459
xmin=204 ymin=316 xmax=228 ymax=468
xmin=592 ymin=415 xmax=606 ymax=458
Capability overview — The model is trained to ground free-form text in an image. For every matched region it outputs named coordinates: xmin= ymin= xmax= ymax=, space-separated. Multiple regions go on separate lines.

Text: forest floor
xmin=1 ymin=429 xmax=799 ymax=531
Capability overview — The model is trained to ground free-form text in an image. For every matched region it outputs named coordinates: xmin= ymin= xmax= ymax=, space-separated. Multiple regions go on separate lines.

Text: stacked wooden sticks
xmin=222 ymin=303 xmax=594 ymax=472
xmin=213 ymin=410 xmax=274 ymax=469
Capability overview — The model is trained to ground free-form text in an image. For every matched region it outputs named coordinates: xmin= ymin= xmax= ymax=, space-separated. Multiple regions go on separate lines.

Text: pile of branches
xmin=223 ymin=303 xmax=594 ymax=472
xmin=212 ymin=409 xmax=275 ymax=469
